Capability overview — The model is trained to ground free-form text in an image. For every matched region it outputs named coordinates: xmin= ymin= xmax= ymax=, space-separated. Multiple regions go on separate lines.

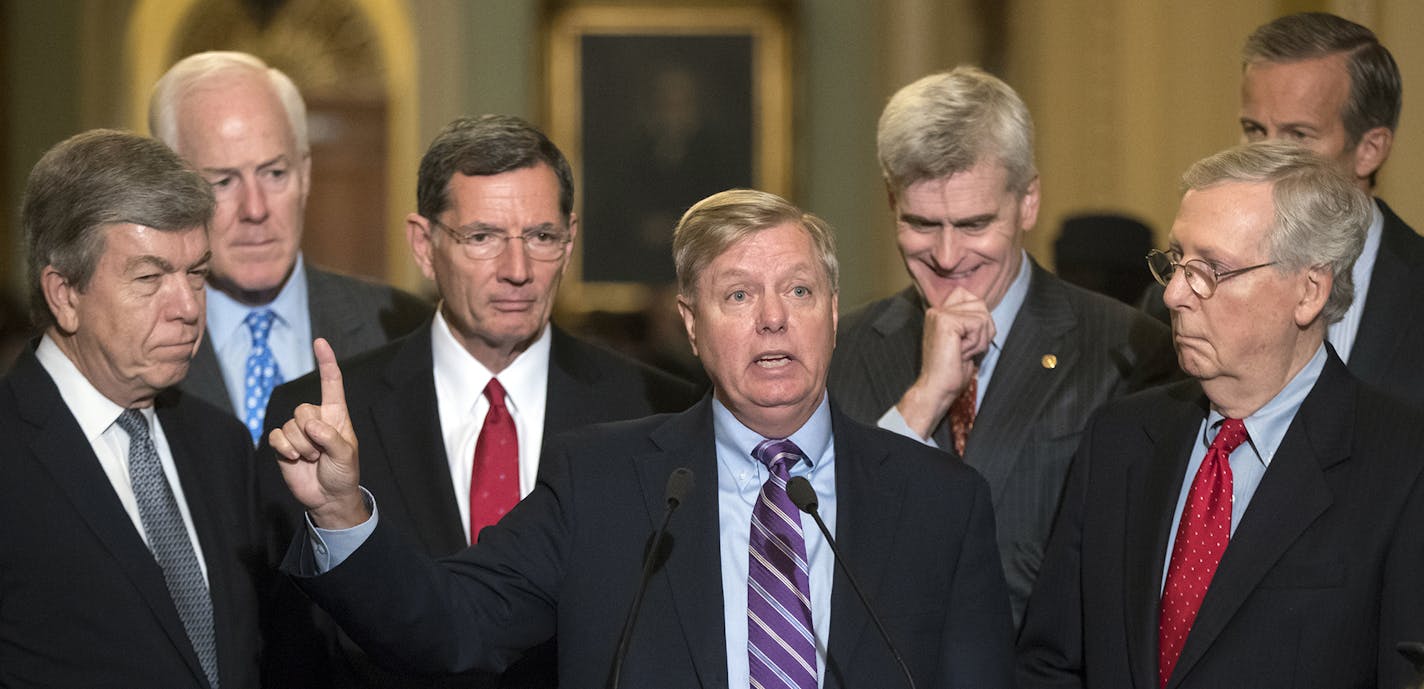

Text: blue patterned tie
xmin=748 ymin=438 xmax=817 ymax=689
xmin=242 ymin=309 xmax=283 ymax=444
xmin=115 ymin=409 xmax=220 ymax=688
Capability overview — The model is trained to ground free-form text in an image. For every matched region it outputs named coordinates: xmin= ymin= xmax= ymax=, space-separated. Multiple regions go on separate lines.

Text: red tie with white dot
xmin=469 ymin=379 xmax=519 ymax=543
xmin=1158 ymin=417 xmax=1248 ymax=688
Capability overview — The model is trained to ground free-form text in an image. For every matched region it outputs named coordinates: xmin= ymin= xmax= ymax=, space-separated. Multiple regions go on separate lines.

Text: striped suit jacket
xmin=828 ymin=260 xmax=1177 ymax=624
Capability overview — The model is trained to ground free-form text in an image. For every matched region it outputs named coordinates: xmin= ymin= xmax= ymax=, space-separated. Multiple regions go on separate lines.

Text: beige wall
xmin=1000 ymin=0 xmax=1424 ymax=271
xmin=1373 ymin=2 xmax=1424 ymax=225
xmin=1004 ymin=1 xmax=1275 ymax=261
xmin=5 ymin=0 xmax=1423 ymax=311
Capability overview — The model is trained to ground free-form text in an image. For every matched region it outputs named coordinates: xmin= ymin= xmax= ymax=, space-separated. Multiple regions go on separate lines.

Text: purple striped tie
xmin=748 ymin=437 xmax=817 ymax=689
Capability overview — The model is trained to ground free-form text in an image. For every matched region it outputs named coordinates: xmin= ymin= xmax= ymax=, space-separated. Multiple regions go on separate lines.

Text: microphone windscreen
xmin=786 ymin=476 xmax=819 ymax=513
xmin=665 ymin=467 xmax=695 ymax=508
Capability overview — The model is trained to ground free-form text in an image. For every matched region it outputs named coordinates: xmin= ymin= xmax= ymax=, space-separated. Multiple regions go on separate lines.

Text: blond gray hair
xmin=149 ymin=51 xmax=309 ymax=155
xmin=1182 ymin=140 xmax=1369 ymax=323
xmin=673 ymin=189 xmax=838 ymax=299
xmin=877 ymin=65 xmax=1037 ymax=196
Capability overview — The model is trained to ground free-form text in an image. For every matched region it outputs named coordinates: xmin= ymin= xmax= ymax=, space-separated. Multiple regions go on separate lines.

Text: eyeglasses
xmin=1146 ymin=249 xmax=1276 ymax=299
xmin=429 ymin=218 xmax=572 ymax=261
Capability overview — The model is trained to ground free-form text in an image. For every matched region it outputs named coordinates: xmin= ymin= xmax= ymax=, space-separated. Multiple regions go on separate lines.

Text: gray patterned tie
xmin=115 ymin=409 xmax=220 ymax=688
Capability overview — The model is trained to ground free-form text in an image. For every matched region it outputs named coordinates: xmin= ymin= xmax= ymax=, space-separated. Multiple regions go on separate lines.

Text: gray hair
xmin=877 ymin=65 xmax=1037 ymax=196
xmin=23 ymin=129 xmax=215 ymax=328
xmin=417 ymin=115 xmax=575 ymax=223
xmin=673 ymin=189 xmax=838 ymax=299
xmin=1182 ymin=140 xmax=1370 ymax=324
xmin=149 ymin=51 xmax=310 ymax=155
xmin=1243 ymin=13 xmax=1401 ymax=144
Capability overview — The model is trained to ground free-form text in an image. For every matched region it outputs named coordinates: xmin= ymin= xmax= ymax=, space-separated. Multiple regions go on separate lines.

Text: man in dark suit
xmin=1140 ymin=14 xmax=1424 ymax=410
xmin=267 ymin=189 xmax=1015 ymax=687
xmin=149 ymin=51 xmax=429 ymax=443
xmin=259 ymin=115 xmax=700 ymax=688
xmin=828 ymin=66 xmax=1176 ymax=625
xmin=0 ymin=130 xmax=262 ymax=687
xmin=1017 ymin=142 xmax=1424 ymax=689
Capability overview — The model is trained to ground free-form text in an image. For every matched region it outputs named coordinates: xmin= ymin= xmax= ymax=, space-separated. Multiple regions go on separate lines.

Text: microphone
xmin=608 ymin=467 xmax=694 ymax=689
xmin=787 ymin=476 xmax=917 ymax=689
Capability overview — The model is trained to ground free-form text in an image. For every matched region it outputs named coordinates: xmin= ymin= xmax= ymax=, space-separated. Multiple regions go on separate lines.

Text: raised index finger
xmin=312 ymin=338 xmax=347 ymax=414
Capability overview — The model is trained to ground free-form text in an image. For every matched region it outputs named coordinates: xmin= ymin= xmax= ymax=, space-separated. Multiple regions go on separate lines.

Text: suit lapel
xmin=970 ymin=263 xmax=1078 ymax=497
xmin=183 ymin=336 xmax=232 ymax=415
xmin=158 ymin=395 xmax=238 ymax=687
xmin=368 ymin=326 xmax=467 ymax=554
xmin=858 ymin=289 xmax=928 ymax=431
xmin=824 ymin=407 xmax=903 ymax=687
xmin=12 ymin=354 xmax=208 ymax=685
xmin=1168 ymin=358 xmax=1348 ymax=688
xmin=1123 ymin=385 xmax=1205 ymax=689
xmin=1347 ymin=201 xmax=1420 ymax=384
xmin=306 ymin=266 xmax=368 ymax=354
xmin=544 ymin=327 xmax=604 ymax=436
xmin=640 ymin=397 xmax=728 ymax=689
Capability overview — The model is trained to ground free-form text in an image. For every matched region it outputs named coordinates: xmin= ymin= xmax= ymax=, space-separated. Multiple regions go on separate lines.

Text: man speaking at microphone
xmin=270 ymin=189 xmax=1014 ymax=687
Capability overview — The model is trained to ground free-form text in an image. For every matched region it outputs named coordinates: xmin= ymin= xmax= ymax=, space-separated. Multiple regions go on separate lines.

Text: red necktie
xmin=948 ymin=370 xmax=978 ymax=457
xmin=469 ymin=379 xmax=519 ymax=542
xmin=1158 ymin=417 xmax=1248 ymax=687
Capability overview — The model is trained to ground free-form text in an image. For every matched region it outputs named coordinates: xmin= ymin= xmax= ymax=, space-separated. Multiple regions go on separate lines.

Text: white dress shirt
xmin=35 ymin=335 xmax=209 ymax=582
xmin=430 ymin=309 xmax=551 ymax=543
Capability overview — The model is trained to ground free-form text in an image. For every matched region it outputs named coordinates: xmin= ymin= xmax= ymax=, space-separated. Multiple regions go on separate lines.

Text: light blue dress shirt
xmin=715 ymin=394 xmax=836 ymax=687
xmin=1160 ymin=344 xmax=1327 ymax=591
xmin=309 ymin=394 xmax=840 ymax=688
xmin=205 ymin=254 xmax=314 ymax=415
xmin=1327 ymin=201 xmax=1383 ymax=364
xmin=879 ymin=250 xmax=1033 ymax=444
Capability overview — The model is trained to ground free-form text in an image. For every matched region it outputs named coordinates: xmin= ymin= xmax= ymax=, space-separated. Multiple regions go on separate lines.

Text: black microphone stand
xmin=787 ymin=476 xmax=917 ymax=689
xmin=608 ymin=467 xmax=694 ymax=689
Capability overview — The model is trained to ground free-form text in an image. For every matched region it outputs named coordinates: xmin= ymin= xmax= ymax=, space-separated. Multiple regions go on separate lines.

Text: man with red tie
xmin=1016 ymin=141 xmax=1424 ymax=689
xmin=257 ymin=115 xmax=699 ymax=688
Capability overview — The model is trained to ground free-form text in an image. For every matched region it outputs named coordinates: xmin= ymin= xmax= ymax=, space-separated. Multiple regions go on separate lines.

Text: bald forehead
xmin=172 ymin=71 xmax=295 ymax=149
xmin=176 ymin=70 xmax=286 ymax=125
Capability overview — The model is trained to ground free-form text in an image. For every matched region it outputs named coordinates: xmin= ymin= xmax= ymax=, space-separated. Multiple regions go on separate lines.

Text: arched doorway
xmin=125 ymin=0 xmax=419 ymax=287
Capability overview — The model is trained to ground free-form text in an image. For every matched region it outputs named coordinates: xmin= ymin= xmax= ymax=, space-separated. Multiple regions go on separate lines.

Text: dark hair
xmin=23 ymin=129 xmax=214 ymax=328
xmin=1244 ymin=12 xmax=1401 ymax=144
xmin=416 ymin=115 xmax=575 ymax=222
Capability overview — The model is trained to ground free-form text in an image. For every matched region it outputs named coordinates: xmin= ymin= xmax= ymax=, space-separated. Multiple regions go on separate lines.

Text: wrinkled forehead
xmin=702 ymin=225 xmax=826 ymax=283
xmin=176 ymin=75 xmax=298 ymax=149
xmin=1170 ymin=183 xmax=1275 ymax=256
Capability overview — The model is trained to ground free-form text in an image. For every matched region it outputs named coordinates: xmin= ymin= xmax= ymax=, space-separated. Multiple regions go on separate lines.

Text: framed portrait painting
xmin=546 ymin=3 xmax=793 ymax=312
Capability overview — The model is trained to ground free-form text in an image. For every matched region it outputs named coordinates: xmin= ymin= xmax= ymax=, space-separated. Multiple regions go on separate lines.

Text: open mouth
xmin=755 ymin=353 xmax=793 ymax=369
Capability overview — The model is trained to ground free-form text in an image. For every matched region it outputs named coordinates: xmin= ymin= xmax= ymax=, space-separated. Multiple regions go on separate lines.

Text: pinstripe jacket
xmin=828 ymin=260 xmax=1177 ymax=625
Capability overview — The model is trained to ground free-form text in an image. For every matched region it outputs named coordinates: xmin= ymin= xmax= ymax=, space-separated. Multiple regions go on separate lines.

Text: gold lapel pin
xmin=1041 ymin=354 xmax=1058 ymax=369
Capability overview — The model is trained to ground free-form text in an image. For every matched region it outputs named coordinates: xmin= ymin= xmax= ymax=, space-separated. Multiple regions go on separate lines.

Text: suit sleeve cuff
xmin=878 ymin=406 xmax=939 ymax=448
xmin=307 ymin=486 xmax=379 ymax=573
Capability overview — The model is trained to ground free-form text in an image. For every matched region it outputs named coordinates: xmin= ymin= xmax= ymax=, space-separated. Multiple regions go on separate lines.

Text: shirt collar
xmin=205 ymin=253 xmax=309 ymax=350
xmin=986 ymin=251 xmax=1033 ymax=353
xmin=1356 ymin=200 xmax=1385 ymax=283
xmin=34 ymin=334 xmax=144 ymax=441
xmin=429 ymin=307 xmax=551 ymax=415
xmin=1203 ymin=343 xmax=1328 ymax=468
xmin=712 ymin=391 xmax=834 ymax=472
